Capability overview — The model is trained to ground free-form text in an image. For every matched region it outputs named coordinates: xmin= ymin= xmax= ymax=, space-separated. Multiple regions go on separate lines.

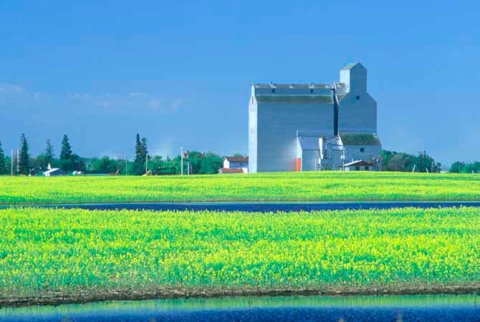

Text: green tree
xmin=45 ymin=139 xmax=54 ymax=166
xmin=0 ymin=141 xmax=7 ymax=175
xmin=450 ymin=161 xmax=480 ymax=173
xmin=133 ymin=134 xmax=148 ymax=175
xmin=18 ymin=133 xmax=30 ymax=175
xmin=91 ymin=156 xmax=120 ymax=174
xmin=59 ymin=135 xmax=84 ymax=172
xmin=60 ymin=135 xmax=72 ymax=161
xmin=133 ymin=134 xmax=142 ymax=175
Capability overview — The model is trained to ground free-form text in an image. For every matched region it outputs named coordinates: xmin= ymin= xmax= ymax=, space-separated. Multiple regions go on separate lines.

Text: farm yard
xmin=0 ymin=207 xmax=479 ymax=304
xmin=2 ymin=172 xmax=480 ymax=204
xmin=0 ymin=172 xmax=479 ymax=306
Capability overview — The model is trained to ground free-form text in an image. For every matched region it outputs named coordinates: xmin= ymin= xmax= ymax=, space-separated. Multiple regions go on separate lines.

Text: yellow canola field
xmin=1 ymin=171 xmax=480 ymax=204
xmin=0 ymin=207 xmax=478 ymax=299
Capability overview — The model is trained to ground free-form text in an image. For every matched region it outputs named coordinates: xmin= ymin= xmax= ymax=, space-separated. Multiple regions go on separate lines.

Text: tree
xmin=133 ymin=134 xmax=148 ymax=175
xmin=386 ymin=154 xmax=406 ymax=172
xmin=140 ymin=137 xmax=148 ymax=164
xmin=18 ymin=133 xmax=30 ymax=175
xmin=450 ymin=161 xmax=480 ymax=173
xmin=60 ymin=134 xmax=73 ymax=161
xmin=45 ymin=139 xmax=54 ymax=166
xmin=133 ymin=134 xmax=142 ymax=175
xmin=381 ymin=150 xmax=440 ymax=173
xmin=59 ymin=135 xmax=84 ymax=172
xmin=0 ymin=141 xmax=7 ymax=175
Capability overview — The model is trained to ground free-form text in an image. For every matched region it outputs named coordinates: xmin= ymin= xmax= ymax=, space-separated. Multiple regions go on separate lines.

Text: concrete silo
xmin=248 ymin=63 xmax=381 ymax=173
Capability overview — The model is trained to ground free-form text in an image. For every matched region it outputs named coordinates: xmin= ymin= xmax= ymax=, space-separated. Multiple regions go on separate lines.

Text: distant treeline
xmin=381 ymin=150 xmax=442 ymax=173
xmin=0 ymin=134 xmax=224 ymax=176
xmin=449 ymin=161 xmax=480 ymax=173
xmin=0 ymin=134 xmax=477 ymax=175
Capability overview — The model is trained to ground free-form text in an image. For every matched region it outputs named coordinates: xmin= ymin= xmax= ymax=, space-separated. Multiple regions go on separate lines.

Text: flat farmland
xmin=0 ymin=207 xmax=478 ymax=305
xmin=1 ymin=172 xmax=480 ymax=204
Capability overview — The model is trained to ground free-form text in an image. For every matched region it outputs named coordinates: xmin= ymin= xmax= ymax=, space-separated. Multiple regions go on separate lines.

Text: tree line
xmin=449 ymin=161 xmax=480 ymax=173
xmin=0 ymin=133 xmax=223 ymax=176
xmin=381 ymin=150 xmax=442 ymax=172
xmin=0 ymin=135 xmax=478 ymax=175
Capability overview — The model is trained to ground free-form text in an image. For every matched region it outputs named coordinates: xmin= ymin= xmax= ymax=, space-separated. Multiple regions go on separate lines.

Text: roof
xmin=341 ymin=62 xmax=365 ymax=71
xmin=253 ymin=82 xmax=347 ymax=104
xmin=225 ymin=156 xmax=249 ymax=163
xmin=255 ymin=94 xmax=346 ymax=104
xmin=43 ymin=168 xmax=61 ymax=175
xmin=254 ymin=83 xmax=330 ymax=89
xmin=219 ymin=168 xmax=244 ymax=174
xmin=340 ymin=133 xmax=381 ymax=146
xmin=344 ymin=160 xmax=374 ymax=167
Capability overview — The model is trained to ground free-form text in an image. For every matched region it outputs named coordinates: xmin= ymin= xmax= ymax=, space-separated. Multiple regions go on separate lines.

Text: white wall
xmin=223 ymin=159 xmax=230 ymax=169
xmin=248 ymin=85 xmax=258 ymax=173
xmin=344 ymin=145 xmax=382 ymax=164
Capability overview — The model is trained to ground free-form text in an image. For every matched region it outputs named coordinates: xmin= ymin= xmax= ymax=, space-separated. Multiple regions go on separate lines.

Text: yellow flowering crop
xmin=1 ymin=172 xmax=480 ymax=204
xmin=0 ymin=207 xmax=478 ymax=299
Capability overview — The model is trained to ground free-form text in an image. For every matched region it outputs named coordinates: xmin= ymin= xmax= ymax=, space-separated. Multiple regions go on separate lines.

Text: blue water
xmin=1 ymin=295 xmax=478 ymax=322
xmin=8 ymin=201 xmax=480 ymax=212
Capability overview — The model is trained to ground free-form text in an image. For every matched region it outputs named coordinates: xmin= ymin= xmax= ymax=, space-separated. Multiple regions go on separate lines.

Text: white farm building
xmin=248 ymin=62 xmax=381 ymax=173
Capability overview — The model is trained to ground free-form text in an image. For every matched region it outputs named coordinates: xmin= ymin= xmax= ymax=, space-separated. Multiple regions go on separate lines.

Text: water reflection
xmin=1 ymin=295 xmax=478 ymax=322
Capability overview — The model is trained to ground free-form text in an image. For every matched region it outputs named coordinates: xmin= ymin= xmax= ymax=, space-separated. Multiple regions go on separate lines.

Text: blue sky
xmin=1 ymin=0 xmax=479 ymax=164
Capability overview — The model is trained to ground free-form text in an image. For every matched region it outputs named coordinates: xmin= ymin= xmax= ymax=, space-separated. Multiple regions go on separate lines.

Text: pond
xmin=6 ymin=201 xmax=480 ymax=212
xmin=1 ymin=294 xmax=478 ymax=322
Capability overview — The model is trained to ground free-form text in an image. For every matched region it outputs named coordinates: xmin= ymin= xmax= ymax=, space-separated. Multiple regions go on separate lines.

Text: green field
xmin=2 ymin=172 xmax=480 ymax=204
xmin=0 ymin=207 xmax=478 ymax=304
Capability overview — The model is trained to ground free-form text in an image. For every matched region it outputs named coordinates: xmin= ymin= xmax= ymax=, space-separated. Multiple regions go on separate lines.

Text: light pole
xmin=145 ymin=154 xmax=149 ymax=175
xmin=10 ymin=149 xmax=14 ymax=176
xmin=180 ymin=146 xmax=184 ymax=175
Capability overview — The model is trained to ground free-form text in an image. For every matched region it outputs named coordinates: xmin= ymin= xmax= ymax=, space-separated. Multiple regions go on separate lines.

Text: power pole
xmin=16 ymin=149 xmax=19 ymax=173
xmin=145 ymin=154 xmax=148 ymax=175
xmin=180 ymin=146 xmax=184 ymax=175
xmin=10 ymin=149 xmax=14 ymax=176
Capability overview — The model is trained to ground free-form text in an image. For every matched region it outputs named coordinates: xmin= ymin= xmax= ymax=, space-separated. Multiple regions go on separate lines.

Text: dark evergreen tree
xmin=18 ymin=133 xmax=30 ymax=175
xmin=0 ymin=141 xmax=7 ymax=175
xmin=45 ymin=139 xmax=54 ymax=166
xmin=140 ymin=137 xmax=148 ymax=165
xmin=134 ymin=133 xmax=143 ymax=175
xmin=60 ymin=135 xmax=72 ymax=161
xmin=133 ymin=134 xmax=148 ymax=175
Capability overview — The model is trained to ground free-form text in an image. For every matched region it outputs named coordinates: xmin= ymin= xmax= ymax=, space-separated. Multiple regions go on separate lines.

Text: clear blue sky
xmin=1 ymin=0 xmax=479 ymax=165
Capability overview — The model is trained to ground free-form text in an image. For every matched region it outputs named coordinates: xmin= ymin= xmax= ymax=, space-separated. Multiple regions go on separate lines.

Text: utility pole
xmin=16 ymin=149 xmax=19 ymax=173
xmin=180 ymin=146 xmax=184 ymax=175
xmin=145 ymin=154 xmax=148 ymax=175
xmin=10 ymin=149 xmax=14 ymax=176
xmin=125 ymin=158 xmax=128 ymax=176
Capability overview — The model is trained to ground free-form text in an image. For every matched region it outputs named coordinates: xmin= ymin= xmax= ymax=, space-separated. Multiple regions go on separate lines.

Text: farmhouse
xmin=248 ymin=63 xmax=381 ymax=173
xmin=219 ymin=156 xmax=249 ymax=174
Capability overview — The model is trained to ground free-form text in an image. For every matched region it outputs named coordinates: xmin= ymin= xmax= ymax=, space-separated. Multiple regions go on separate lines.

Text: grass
xmin=1 ymin=172 xmax=480 ymax=204
xmin=0 ymin=207 xmax=478 ymax=305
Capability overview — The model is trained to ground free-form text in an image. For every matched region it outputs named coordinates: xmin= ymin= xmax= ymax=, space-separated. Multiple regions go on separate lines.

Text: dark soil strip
xmin=1 ymin=285 xmax=478 ymax=308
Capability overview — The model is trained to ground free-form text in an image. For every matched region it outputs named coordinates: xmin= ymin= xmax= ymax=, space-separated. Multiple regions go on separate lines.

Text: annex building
xmin=248 ymin=63 xmax=381 ymax=173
